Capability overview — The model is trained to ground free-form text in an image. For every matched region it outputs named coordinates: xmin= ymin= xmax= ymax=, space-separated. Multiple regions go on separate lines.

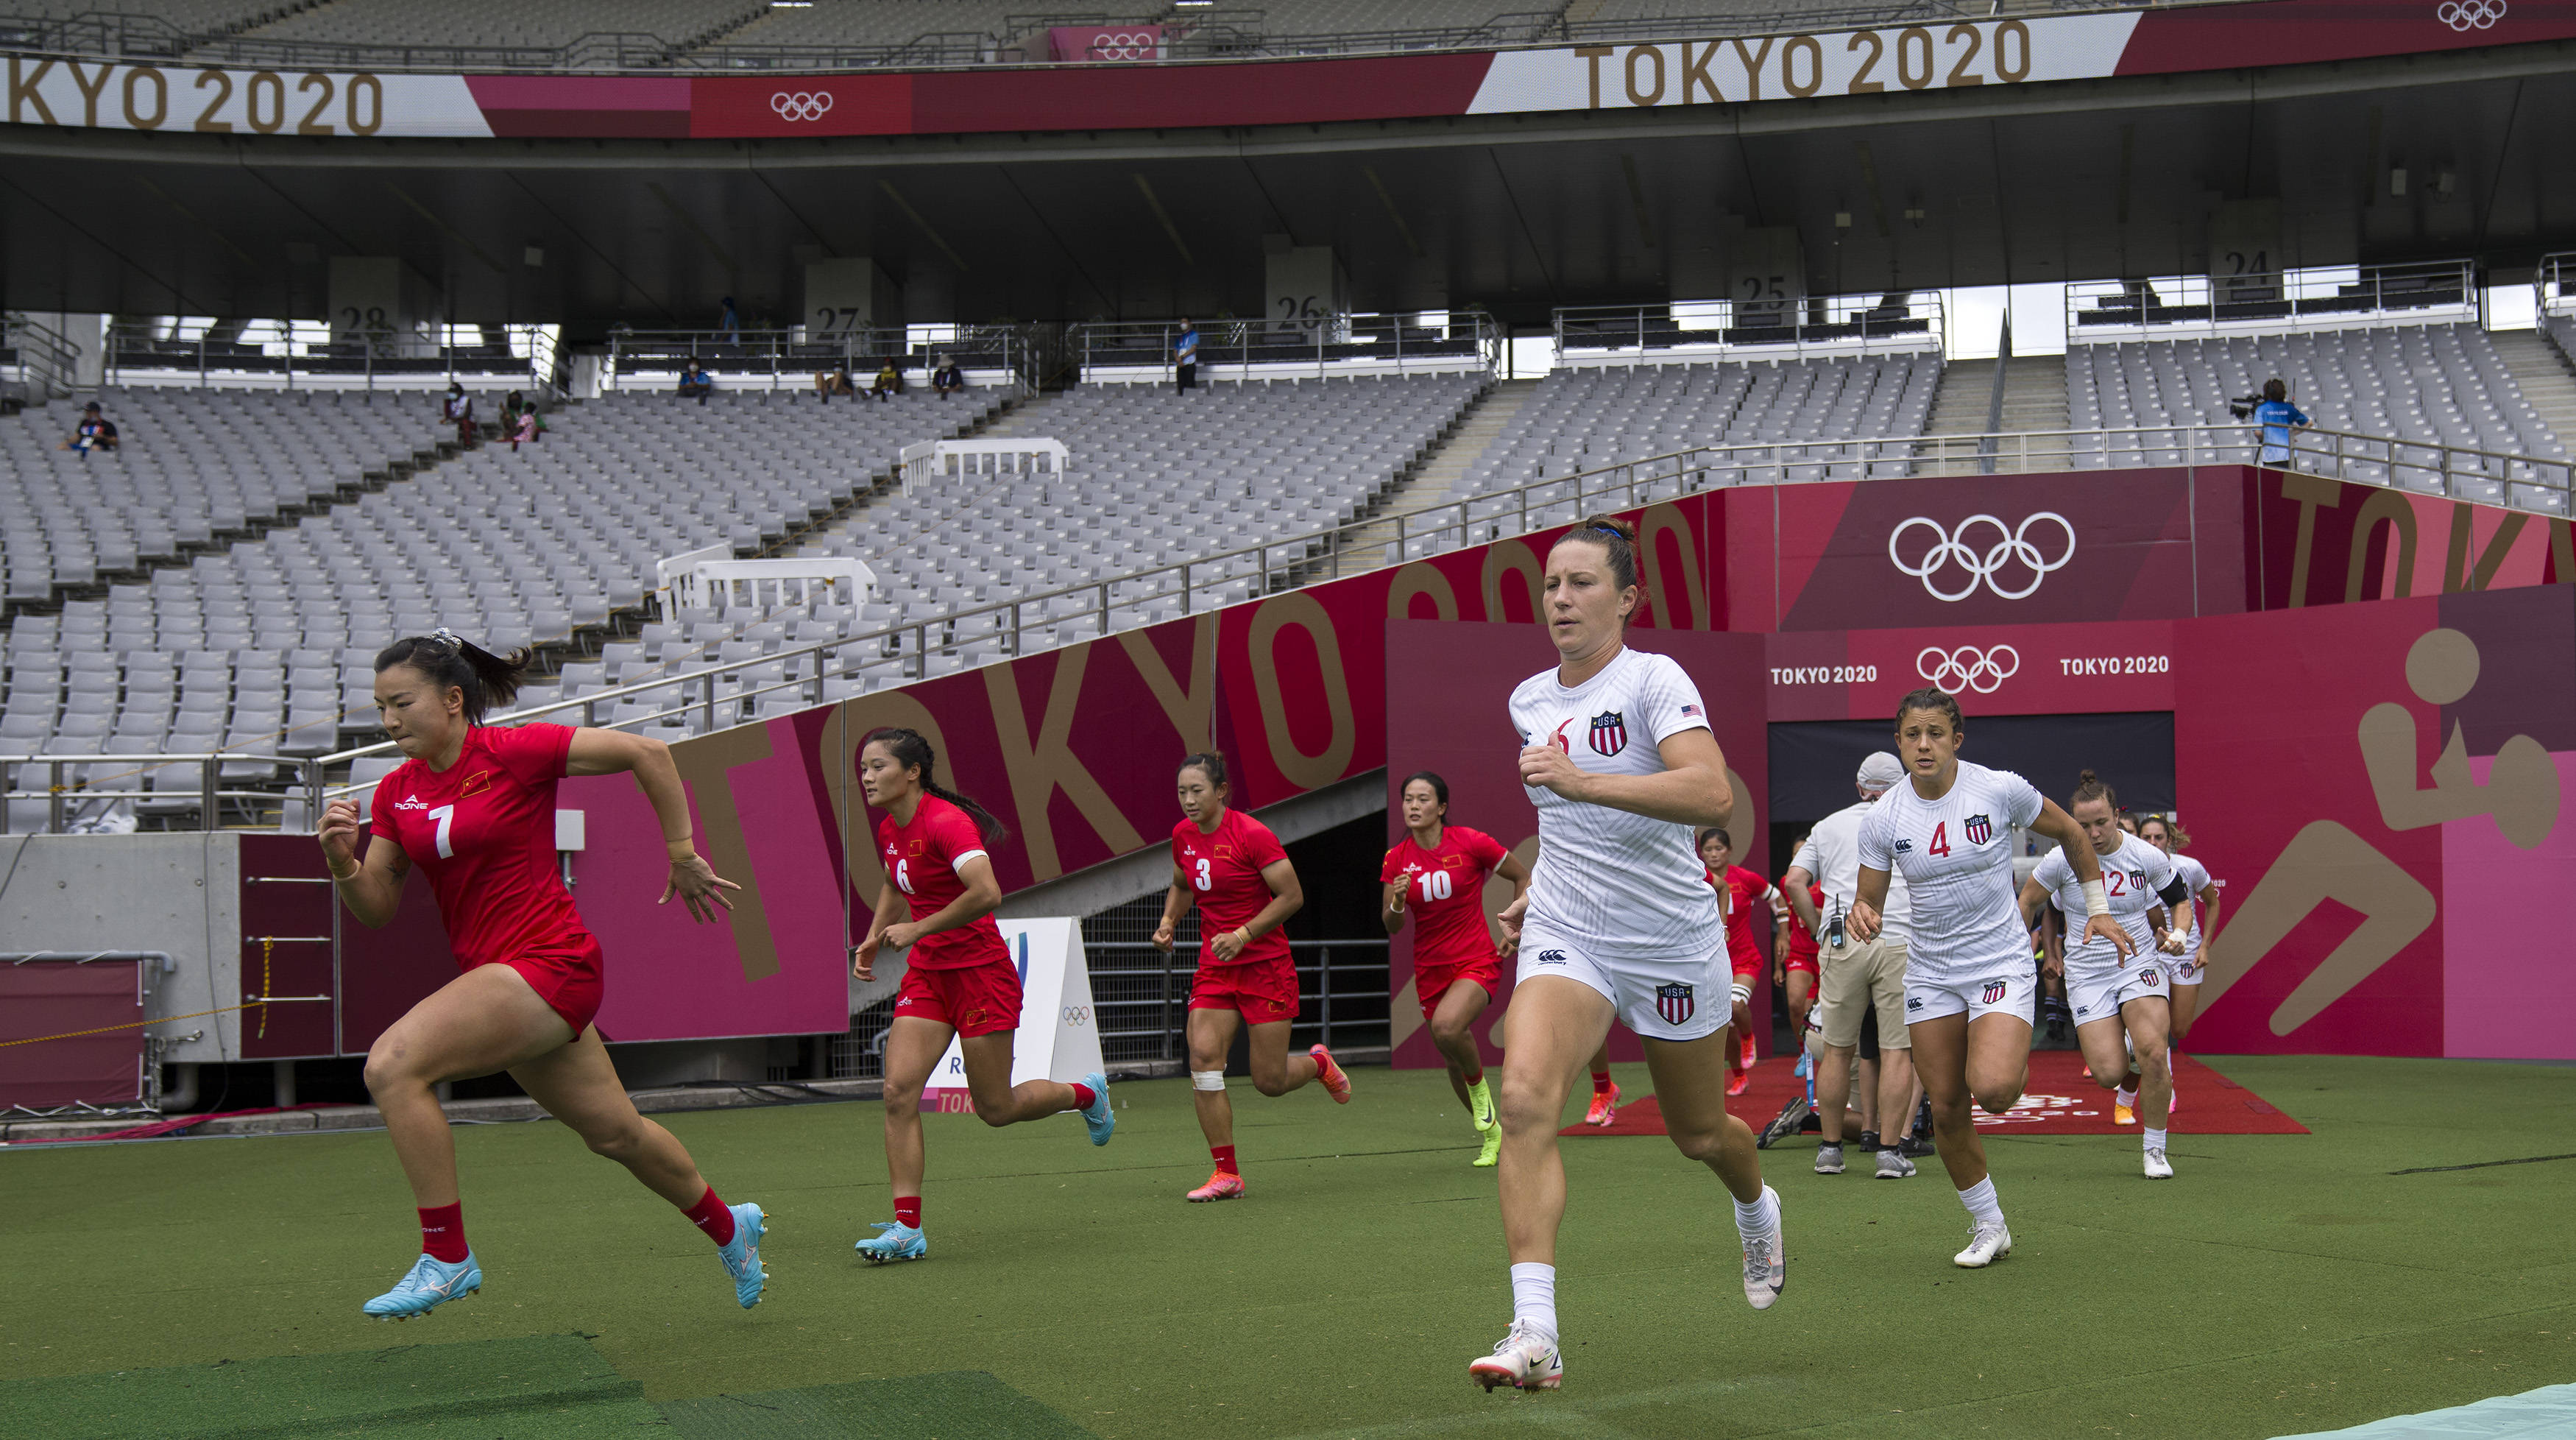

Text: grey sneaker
xmin=1814 ymin=1143 xmax=1844 ymax=1175
xmin=1875 ymin=1148 xmax=1916 ymax=1179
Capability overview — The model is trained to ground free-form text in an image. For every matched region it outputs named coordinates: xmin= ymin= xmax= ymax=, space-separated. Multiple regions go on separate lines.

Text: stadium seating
xmin=712 ymin=0 xmax=1027 ymax=53
xmin=238 ymin=0 xmax=757 ymax=51
xmin=2064 ymin=324 xmax=2568 ymax=502
xmin=1 ymin=0 xmax=287 ymax=28
xmin=1443 ymin=355 xmax=1939 ymax=541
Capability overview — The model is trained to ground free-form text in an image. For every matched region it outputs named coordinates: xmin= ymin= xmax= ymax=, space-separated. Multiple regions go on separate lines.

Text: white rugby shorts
xmin=2067 ymin=961 xmax=2170 ymax=1026
xmin=1904 ymin=967 xmax=2037 ymax=1027
xmin=1515 ymin=929 xmax=1728 ymax=1042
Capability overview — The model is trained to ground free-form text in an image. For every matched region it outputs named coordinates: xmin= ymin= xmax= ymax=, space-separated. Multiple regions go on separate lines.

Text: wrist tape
xmin=2082 ymin=879 xmax=2110 ymax=919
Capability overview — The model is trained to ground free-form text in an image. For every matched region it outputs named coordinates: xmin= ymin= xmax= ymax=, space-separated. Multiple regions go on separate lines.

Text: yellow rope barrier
xmin=0 ymin=1003 xmax=261 ymax=1049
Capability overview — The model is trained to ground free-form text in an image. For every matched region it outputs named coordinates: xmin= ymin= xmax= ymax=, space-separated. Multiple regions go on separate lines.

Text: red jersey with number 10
xmin=1172 ymin=807 xmax=1290 ymax=967
xmin=1381 ymin=826 xmax=1509 ymax=969
xmin=369 ymin=723 xmax=601 ymax=970
xmin=877 ymin=794 xmax=1010 ymax=970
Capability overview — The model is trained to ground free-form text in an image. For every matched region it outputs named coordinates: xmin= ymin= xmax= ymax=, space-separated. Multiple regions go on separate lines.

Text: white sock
xmin=2143 ymin=1127 xmax=2168 ymax=1151
xmin=1732 ymin=1187 xmax=1778 ymax=1239
xmin=2115 ymin=1086 xmax=2138 ymax=1108
xmin=1509 ymin=1263 xmax=1558 ymax=1342
xmin=1957 ymin=1177 xmax=2004 ymax=1229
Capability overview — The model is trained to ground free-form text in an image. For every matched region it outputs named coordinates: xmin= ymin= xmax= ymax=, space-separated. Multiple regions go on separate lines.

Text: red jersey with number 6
xmin=1709 ymin=864 xmax=1777 ymax=978
xmin=369 ymin=722 xmax=600 ymax=970
xmin=878 ymin=794 xmax=1009 ymax=970
xmin=1381 ymin=826 xmax=1509 ymax=969
xmin=1172 ymin=808 xmax=1290 ymax=967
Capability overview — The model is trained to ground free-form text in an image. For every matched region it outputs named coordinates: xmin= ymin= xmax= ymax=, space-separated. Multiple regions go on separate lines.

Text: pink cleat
xmin=1186 ymin=1169 xmax=1246 ymax=1202
xmin=1585 ymin=1081 xmax=1621 ymax=1126
xmin=1311 ymin=1045 xmax=1352 ymax=1104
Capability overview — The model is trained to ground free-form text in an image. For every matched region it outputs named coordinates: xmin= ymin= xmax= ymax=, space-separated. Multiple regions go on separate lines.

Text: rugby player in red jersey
xmin=319 ymin=632 xmax=766 ymax=1321
xmin=1152 ymin=751 xmax=1348 ymax=1201
xmin=1381 ymin=770 xmax=1530 ymax=1167
xmin=1699 ymin=827 xmax=1780 ymax=1095
xmin=849 ymin=728 xmax=1113 ymax=1264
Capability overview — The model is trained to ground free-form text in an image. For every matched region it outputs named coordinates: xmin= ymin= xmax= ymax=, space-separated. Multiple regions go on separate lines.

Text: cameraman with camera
xmin=2229 ymin=378 xmax=2312 ymax=467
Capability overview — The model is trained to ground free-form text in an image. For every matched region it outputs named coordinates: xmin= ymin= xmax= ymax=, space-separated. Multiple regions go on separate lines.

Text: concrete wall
xmin=0 ymin=833 xmax=239 ymax=1064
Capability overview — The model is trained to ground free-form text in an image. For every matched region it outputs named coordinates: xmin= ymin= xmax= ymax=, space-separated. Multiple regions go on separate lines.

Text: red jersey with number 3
xmin=1172 ymin=808 xmax=1289 ymax=967
xmin=878 ymin=794 xmax=1009 ymax=970
xmin=369 ymin=723 xmax=600 ymax=969
xmin=1381 ymin=826 xmax=1509 ymax=970
xmin=1709 ymin=864 xmax=1777 ymax=977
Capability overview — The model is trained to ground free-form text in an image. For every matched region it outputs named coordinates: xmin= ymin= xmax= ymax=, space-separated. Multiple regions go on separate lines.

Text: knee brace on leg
xmin=1190 ymin=1070 xmax=1227 ymax=1092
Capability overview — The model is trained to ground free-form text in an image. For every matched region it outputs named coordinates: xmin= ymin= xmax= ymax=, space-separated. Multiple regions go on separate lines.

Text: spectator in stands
xmin=718 ymin=295 xmax=741 ymax=347
xmin=2254 ymin=378 xmax=2311 ymax=467
xmin=815 ymin=364 xmax=855 ymax=404
xmin=1174 ymin=319 xmax=1199 ymax=394
xmin=441 ymin=383 xmax=475 ymax=446
xmin=868 ymin=357 xmax=904 ymax=403
xmin=508 ymin=401 xmax=545 ymax=451
xmin=678 ymin=361 xmax=715 ymax=404
xmin=931 ymin=353 xmax=966 ymax=400
xmin=500 ymin=390 xmax=529 ymax=434
xmin=57 ymin=400 xmax=118 ymax=456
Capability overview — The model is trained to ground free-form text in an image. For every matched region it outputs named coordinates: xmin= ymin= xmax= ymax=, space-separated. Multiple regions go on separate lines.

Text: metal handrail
xmin=102 ymin=320 xmax=564 ymax=395
xmin=18 ymin=416 xmax=2561 ymax=835
xmin=1070 ymin=313 xmax=1500 ymax=384
xmin=603 ymin=326 xmax=1030 ymax=396
xmin=1 ymin=751 xmax=294 ymax=833
xmin=2065 ymin=259 xmax=2481 ymax=343
xmin=1553 ymin=293 xmax=1945 ymax=361
xmin=1 ymin=312 xmax=80 ymax=400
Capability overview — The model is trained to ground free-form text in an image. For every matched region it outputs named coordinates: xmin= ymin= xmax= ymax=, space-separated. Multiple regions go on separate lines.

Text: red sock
xmin=1461 ymin=1065 xmax=1484 ymax=1086
xmin=682 ymin=1185 xmax=737 ymax=1247
xmin=1069 ymin=1081 xmax=1098 ymax=1110
xmin=894 ymin=1196 xmax=921 ymax=1229
xmin=1211 ymin=1144 xmax=1238 ymax=1176
xmin=417 ymin=1203 xmax=467 ymax=1263
xmin=1591 ymin=1070 xmax=1614 ymax=1094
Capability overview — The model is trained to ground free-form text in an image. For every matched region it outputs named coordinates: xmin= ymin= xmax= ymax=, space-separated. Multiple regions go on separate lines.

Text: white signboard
xmin=919 ymin=917 xmax=1105 ymax=1113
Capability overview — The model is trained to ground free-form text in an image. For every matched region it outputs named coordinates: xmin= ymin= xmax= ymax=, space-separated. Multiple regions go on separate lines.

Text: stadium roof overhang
xmin=4 ymin=38 xmax=2574 ymax=332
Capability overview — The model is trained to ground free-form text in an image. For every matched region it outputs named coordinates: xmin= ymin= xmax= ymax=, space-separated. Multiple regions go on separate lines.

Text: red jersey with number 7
xmin=1172 ymin=808 xmax=1290 ymax=967
xmin=369 ymin=722 xmax=601 ymax=970
xmin=1381 ymin=826 xmax=1509 ymax=969
xmin=877 ymin=794 xmax=1009 ymax=970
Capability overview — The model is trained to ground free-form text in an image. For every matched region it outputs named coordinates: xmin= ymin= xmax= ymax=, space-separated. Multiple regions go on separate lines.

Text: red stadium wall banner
xmin=301 ymin=463 xmax=2575 ymax=1057
xmin=10 ymin=1 xmax=2576 ymax=140
xmin=1382 ymin=621 xmax=1769 ymax=1069
xmin=2176 ymin=584 xmax=2576 ymax=1060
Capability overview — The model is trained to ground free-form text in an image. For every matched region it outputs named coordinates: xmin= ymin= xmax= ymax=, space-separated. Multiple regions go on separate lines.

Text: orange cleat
xmin=1311 ymin=1044 xmax=1352 ymax=1104
xmin=1584 ymin=1081 xmax=1621 ymax=1126
xmin=1726 ymin=1070 xmax=1749 ymax=1097
xmin=1739 ymin=1032 xmax=1758 ymax=1071
xmin=1186 ymin=1169 xmax=1247 ymax=1202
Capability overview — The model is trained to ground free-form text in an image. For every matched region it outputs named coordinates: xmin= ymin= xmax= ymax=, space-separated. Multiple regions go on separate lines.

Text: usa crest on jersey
xmin=1588 ymin=710 xmax=1628 ymax=756
xmin=1964 ymin=813 xmax=1993 ymax=846
xmin=1655 ymin=981 xmax=1695 ymax=1026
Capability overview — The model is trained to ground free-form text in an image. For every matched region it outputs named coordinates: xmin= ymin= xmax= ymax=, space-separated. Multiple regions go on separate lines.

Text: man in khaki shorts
xmin=1784 ymin=752 xmax=1918 ymax=1179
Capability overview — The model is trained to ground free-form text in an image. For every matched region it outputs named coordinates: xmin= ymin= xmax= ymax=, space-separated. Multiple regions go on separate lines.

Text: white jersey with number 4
xmin=1510 ymin=646 xmax=1722 ymax=958
xmin=2035 ymin=831 xmax=2175 ymax=981
xmin=1855 ymin=760 xmax=2044 ymax=983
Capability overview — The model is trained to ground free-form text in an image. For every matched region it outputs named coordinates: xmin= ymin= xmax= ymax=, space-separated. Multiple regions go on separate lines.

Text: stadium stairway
xmin=1331 ymin=376 xmax=1538 ymax=571
xmin=2490 ymin=329 xmax=2576 ymax=451
xmin=1916 ymin=353 xmax=2066 ymax=476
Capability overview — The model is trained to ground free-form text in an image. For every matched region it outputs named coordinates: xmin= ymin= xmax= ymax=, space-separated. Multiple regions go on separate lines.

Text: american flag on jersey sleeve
xmin=1681 ymin=704 xmax=1702 ymax=718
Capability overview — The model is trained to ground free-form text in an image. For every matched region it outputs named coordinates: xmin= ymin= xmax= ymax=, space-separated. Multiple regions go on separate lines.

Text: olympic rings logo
xmin=770 ymin=91 xmax=835 ymax=122
xmin=1086 ymin=30 xmax=1160 ymax=60
xmin=1887 ymin=512 xmax=2076 ymax=601
xmin=1062 ymin=1006 xmax=1090 ymax=1026
xmin=2438 ymin=0 xmax=2504 ymax=28
xmin=1917 ymin=643 xmax=2021 ymax=695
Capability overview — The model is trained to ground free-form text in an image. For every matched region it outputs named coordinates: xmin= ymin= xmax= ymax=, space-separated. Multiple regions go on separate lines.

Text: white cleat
xmin=1741 ymin=1185 xmax=1786 ymax=1310
xmin=2144 ymin=1147 xmax=2173 ymax=1179
xmin=1468 ymin=1319 xmax=1563 ymax=1391
xmin=1953 ymin=1223 xmax=2013 ymax=1268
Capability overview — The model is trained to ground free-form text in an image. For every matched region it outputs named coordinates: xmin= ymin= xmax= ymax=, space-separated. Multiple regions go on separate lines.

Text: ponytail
xmin=860 ymin=727 xmax=1009 ymax=846
xmin=376 ymin=630 xmax=530 ymax=726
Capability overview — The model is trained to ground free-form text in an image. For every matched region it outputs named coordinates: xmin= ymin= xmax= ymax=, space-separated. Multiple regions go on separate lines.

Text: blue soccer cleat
xmin=717 ymin=1202 xmax=768 ymax=1308
xmin=361 ymin=1252 xmax=481 ymax=1321
xmin=854 ymin=1221 xmax=927 ymax=1264
xmin=1078 ymin=1070 xmax=1114 ymax=1146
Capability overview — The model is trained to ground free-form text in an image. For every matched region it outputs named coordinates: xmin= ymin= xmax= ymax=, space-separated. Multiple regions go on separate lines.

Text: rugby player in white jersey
xmin=1849 ymin=689 xmax=2132 ymax=1268
xmin=2019 ymin=772 xmax=2192 ymax=1179
xmin=2137 ymin=812 xmax=2221 ymax=1114
xmin=1468 ymin=516 xmax=1782 ymax=1393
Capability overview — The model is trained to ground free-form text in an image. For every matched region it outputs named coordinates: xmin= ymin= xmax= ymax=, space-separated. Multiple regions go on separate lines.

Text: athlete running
xmin=2137 ymin=813 xmax=2221 ymax=1111
xmin=1470 ymin=516 xmax=1781 ymax=1394
xmin=851 ymin=727 xmax=1114 ymax=1264
xmin=2018 ymin=772 xmax=2191 ymax=1179
xmin=1849 ymin=688 xmax=2132 ymax=1268
xmin=1382 ymin=770 xmax=1530 ymax=1168
xmin=319 ymin=632 xmax=767 ymax=1320
xmin=1153 ymin=751 xmax=1348 ymax=1201
xmin=1572 ymin=825 xmax=1771 ymax=1111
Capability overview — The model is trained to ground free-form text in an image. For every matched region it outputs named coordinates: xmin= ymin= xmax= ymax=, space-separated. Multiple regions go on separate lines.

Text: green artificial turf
xmin=4 ymin=1056 xmax=2573 ymax=1439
